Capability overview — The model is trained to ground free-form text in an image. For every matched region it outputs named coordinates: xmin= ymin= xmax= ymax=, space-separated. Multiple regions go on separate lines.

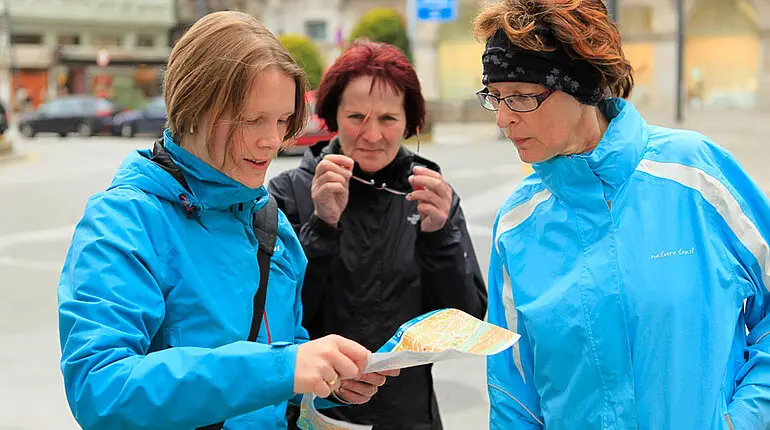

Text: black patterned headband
xmin=481 ymin=29 xmax=604 ymax=105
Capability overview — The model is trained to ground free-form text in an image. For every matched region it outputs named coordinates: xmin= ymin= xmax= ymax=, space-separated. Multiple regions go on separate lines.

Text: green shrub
xmin=350 ymin=7 xmax=412 ymax=61
xmin=278 ymin=34 xmax=325 ymax=89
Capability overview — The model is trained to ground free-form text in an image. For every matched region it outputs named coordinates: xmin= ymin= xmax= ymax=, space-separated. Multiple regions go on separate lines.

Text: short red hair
xmin=315 ymin=39 xmax=425 ymax=139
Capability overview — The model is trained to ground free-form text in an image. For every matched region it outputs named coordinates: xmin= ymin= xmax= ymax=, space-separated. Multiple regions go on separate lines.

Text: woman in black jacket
xmin=269 ymin=39 xmax=487 ymax=430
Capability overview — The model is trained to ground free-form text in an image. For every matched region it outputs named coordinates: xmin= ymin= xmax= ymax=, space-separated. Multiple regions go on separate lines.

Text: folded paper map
xmin=297 ymin=308 xmax=520 ymax=430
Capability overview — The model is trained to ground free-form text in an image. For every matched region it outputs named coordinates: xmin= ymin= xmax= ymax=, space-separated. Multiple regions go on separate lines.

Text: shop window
xmin=92 ymin=34 xmax=123 ymax=47
xmin=11 ymin=34 xmax=43 ymax=44
xmin=57 ymin=34 xmax=81 ymax=46
xmin=137 ymin=35 xmax=155 ymax=48
xmin=305 ymin=20 xmax=327 ymax=42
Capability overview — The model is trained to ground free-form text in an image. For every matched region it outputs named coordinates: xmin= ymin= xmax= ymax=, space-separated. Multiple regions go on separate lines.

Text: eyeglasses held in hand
xmin=350 ymin=175 xmax=408 ymax=195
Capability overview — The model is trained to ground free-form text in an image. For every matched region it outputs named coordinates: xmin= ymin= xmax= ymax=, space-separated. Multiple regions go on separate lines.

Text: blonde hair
xmin=164 ymin=11 xmax=309 ymax=154
xmin=473 ymin=0 xmax=634 ymax=99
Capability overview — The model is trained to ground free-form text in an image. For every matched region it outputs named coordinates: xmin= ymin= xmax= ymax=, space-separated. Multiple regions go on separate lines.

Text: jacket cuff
xmin=308 ymin=213 xmax=343 ymax=237
xmin=300 ymin=214 xmax=343 ymax=258
xmin=418 ymin=221 xmax=456 ymax=248
xmin=230 ymin=341 xmax=298 ymax=407
xmin=726 ymin=403 xmax=762 ymax=430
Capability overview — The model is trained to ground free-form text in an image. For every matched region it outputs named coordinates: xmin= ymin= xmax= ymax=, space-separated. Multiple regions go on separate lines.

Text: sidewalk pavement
xmin=639 ymin=107 xmax=770 ymax=192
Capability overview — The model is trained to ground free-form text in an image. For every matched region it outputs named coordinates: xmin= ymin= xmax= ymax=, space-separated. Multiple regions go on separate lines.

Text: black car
xmin=18 ymin=96 xmax=119 ymax=138
xmin=112 ymin=96 xmax=167 ymax=138
xmin=0 ymin=101 xmax=8 ymax=135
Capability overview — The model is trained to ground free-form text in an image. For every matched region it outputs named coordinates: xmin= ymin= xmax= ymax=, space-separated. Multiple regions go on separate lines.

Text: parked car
xmin=279 ymin=90 xmax=336 ymax=156
xmin=0 ymin=100 xmax=8 ymax=136
xmin=112 ymin=96 xmax=167 ymax=138
xmin=18 ymin=96 xmax=119 ymax=138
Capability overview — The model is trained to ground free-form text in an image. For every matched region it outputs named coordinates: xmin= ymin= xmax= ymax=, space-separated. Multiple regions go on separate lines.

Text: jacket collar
xmin=162 ymin=129 xmax=267 ymax=212
xmin=532 ymin=98 xmax=649 ymax=203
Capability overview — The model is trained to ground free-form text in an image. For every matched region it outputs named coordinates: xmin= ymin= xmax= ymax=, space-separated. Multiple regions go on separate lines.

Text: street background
xmin=2 ymin=105 xmax=769 ymax=429
xmin=1 ymin=0 xmax=770 ymax=429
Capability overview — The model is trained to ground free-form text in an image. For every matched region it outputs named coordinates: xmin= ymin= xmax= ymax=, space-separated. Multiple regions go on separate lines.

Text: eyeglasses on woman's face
xmin=476 ymin=88 xmax=555 ymax=113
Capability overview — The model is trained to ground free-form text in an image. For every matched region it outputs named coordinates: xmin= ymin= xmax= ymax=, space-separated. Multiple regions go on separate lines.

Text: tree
xmin=350 ymin=7 xmax=412 ymax=61
xmin=277 ymin=34 xmax=325 ymax=89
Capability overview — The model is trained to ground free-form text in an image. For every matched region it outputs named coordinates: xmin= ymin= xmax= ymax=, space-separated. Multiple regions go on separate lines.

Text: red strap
xmin=263 ymin=310 xmax=272 ymax=345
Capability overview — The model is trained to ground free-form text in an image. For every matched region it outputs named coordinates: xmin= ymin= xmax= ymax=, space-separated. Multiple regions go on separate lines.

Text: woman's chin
xmin=516 ymin=148 xmax=548 ymax=164
xmin=354 ymin=155 xmax=389 ymax=174
xmin=231 ymin=171 xmax=266 ymax=189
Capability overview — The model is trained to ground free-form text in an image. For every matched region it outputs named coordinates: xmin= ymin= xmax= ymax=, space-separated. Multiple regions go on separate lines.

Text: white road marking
xmin=0 ymin=225 xmax=76 ymax=252
xmin=0 ymin=256 xmax=63 ymax=272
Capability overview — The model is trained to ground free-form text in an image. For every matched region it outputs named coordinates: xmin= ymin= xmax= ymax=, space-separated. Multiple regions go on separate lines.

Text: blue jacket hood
xmin=108 ymin=129 xmax=267 ymax=214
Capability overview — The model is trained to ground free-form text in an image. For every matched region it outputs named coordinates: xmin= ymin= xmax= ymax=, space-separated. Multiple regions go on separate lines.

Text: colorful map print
xmin=298 ymin=309 xmax=520 ymax=430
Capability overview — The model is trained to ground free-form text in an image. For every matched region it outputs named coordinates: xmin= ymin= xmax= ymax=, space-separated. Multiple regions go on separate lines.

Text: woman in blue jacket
xmin=57 ymin=11 xmax=395 ymax=429
xmin=475 ymin=1 xmax=770 ymax=429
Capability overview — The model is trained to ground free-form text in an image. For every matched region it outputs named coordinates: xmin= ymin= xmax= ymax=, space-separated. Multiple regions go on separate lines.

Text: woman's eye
xmin=381 ymin=116 xmax=396 ymax=122
xmin=278 ymin=118 xmax=290 ymax=126
xmin=349 ymin=114 xmax=364 ymax=120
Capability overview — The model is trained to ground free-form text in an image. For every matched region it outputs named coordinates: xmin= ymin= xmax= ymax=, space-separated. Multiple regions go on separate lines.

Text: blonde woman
xmin=57 ymin=12 xmax=395 ymax=430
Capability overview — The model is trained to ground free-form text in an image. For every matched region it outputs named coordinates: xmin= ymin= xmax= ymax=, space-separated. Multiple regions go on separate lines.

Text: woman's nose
xmin=260 ymin=125 xmax=283 ymax=149
xmin=496 ymin=103 xmax=520 ymax=130
xmin=359 ymin=121 xmax=382 ymax=143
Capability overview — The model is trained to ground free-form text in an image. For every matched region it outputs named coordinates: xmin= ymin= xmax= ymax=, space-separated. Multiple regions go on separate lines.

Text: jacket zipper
xmin=488 ymin=383 xmax=544 ymax=426
xmin=757 ymin=331 xmax=770 ymax=344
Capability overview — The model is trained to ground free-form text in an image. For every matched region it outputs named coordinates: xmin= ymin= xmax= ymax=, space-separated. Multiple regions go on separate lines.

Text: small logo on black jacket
xmin=407 ymin=213 xmax=420 ymax=225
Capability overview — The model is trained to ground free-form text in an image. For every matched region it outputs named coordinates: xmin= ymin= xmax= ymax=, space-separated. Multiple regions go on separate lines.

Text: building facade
xmin=258 ymin=0 xmax=442 ymax=100
xmin=619 ymin=0 xmax=768 ymax=110
xmin=172 ymin=0 xmax=770 ymax=115
xmin=435 ymin=0 xmax=770 ymax=111
xmin=0 ymin=0 xmax=175 ymax=112
xmin=9 ymin=0 xmax=759 ymax=117
xmin=170 ymin=0 xmax=259 ymax=44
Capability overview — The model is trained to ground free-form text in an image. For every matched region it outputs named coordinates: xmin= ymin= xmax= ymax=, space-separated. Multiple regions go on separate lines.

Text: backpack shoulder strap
xmin=248 ymin=194 xmax=278 ymax=342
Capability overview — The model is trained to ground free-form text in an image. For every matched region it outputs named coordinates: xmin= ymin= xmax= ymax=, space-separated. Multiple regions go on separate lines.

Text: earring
xmin=189 ymin=125 xmax=195 ymax=134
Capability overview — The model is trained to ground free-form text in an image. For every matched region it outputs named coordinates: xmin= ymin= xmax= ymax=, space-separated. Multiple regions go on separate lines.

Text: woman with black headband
xmin=476 ymin=1 xmax=770 ymax=429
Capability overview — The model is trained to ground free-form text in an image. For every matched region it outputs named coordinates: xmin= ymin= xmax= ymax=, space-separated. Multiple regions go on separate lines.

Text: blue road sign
xmin=416 ymin=0 xmax=457 ymax=22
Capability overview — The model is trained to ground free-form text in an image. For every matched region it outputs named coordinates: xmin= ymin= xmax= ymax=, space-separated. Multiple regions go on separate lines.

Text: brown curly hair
xmin=473 ymin=0 xmax=634 ymax=99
